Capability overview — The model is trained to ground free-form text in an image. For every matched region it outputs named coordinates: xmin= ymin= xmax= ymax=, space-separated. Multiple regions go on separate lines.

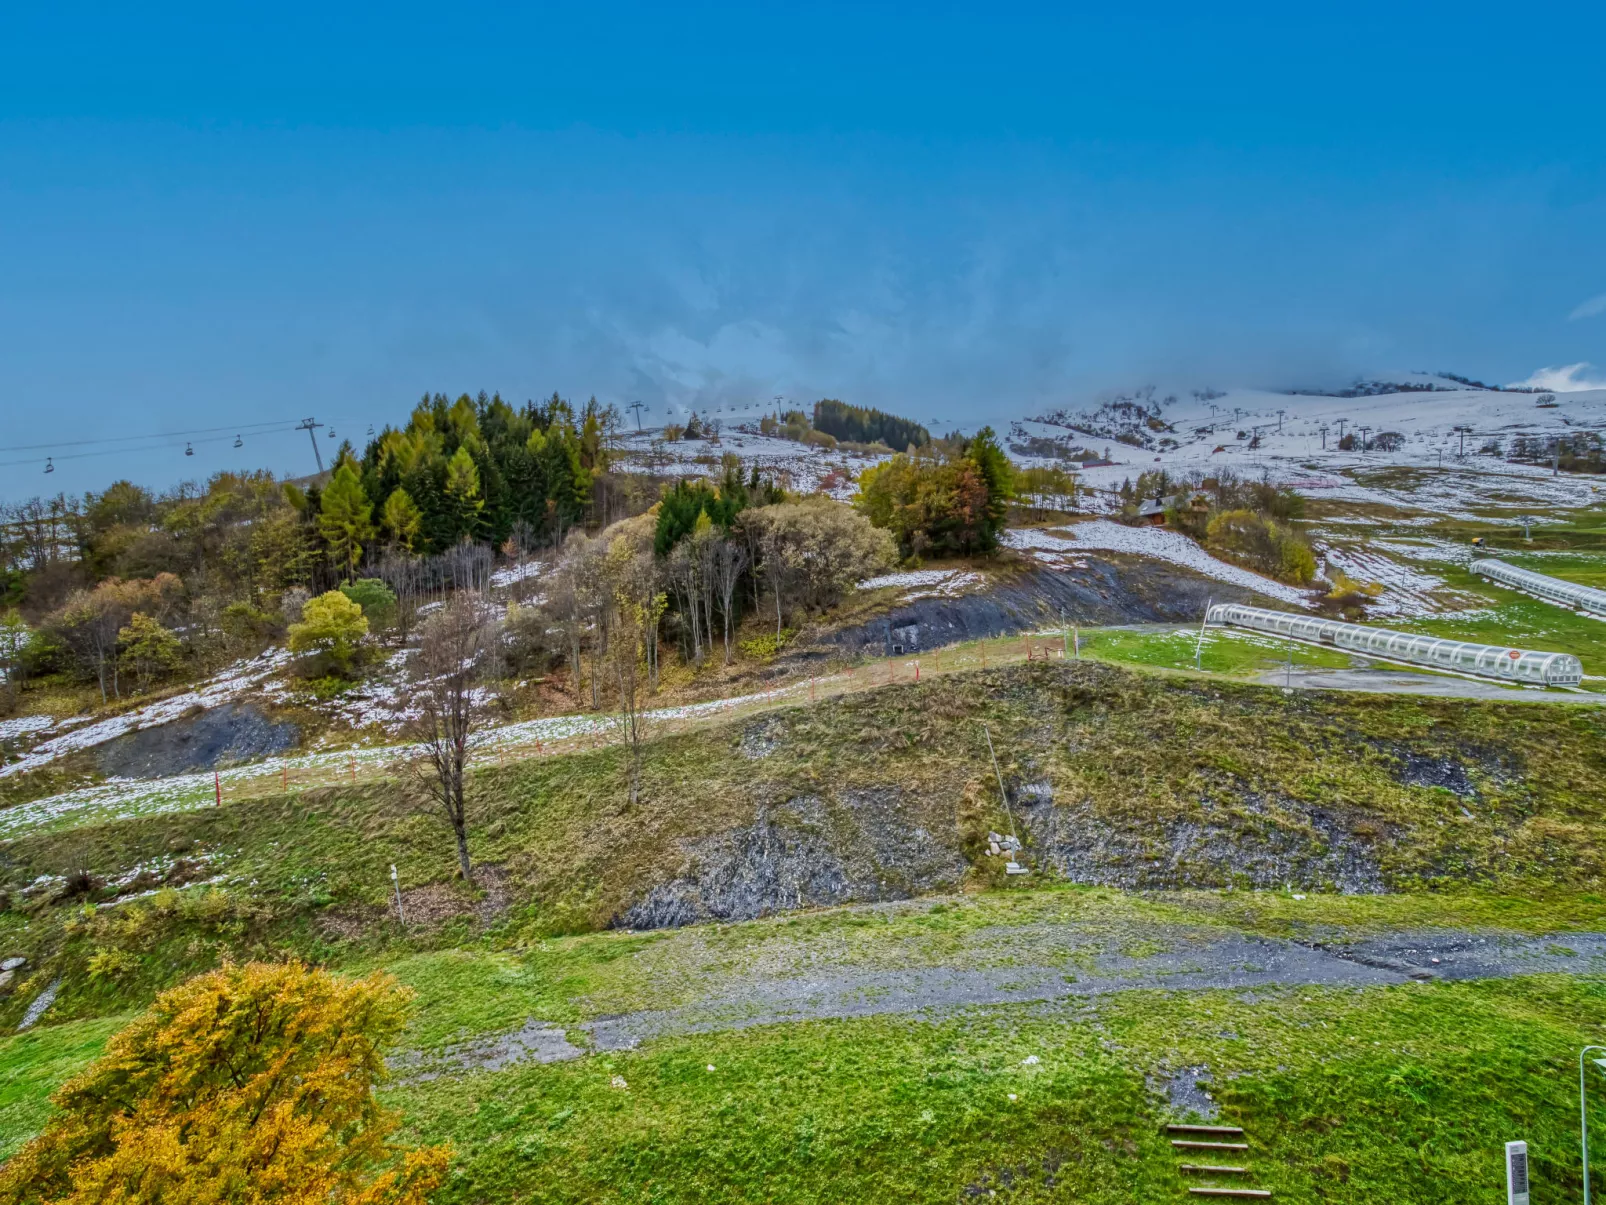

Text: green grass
xmin=375 ymin=971 xmax=1606 ymax=1203
xmin=0 ymin=1014 xmax=126 ymax=1160
xmin=1080 ymin=626 xmax=1353 ymax=677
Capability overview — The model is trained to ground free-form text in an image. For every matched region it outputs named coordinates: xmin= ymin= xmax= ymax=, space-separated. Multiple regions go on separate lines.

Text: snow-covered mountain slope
xmin=618 ymin=379 xmax=1606 ymax=516
xmin=1014 ymin=381 xmax=1606 ymax=515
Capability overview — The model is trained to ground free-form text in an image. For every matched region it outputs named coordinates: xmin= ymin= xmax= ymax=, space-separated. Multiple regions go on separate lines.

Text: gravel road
xmin=404 ymin=923 xmax=1606 ymax=1076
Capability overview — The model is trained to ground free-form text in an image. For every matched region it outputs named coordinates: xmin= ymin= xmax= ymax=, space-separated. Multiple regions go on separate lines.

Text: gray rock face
xmin=618 ymin=789 xmax=967 ymax=929
xmin=828 ymin=561 xmax=1263 ymax=655
xmin=1019 ymin=787 xmax=1388 ymax=894
xmin=96 ymin=703 xmax=300 ymax=779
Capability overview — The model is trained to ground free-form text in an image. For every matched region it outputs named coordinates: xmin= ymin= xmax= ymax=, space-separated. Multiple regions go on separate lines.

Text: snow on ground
xmin=1317 ymin=546 xmax=1459 ymax=618
xmin=0 ymin=715 xmax=54 ymax=741
xmin=615 ymin=428 xmax=892 ymax=499
xmin=0 ymin=649 xmax=293 ymax=780
xmin=490 ymin=559 xmax=546 ymax=590
xmin=856 ymin=569 xmax=983 ymax=599
xmin=1011 ymin=382 xmax=1606 ymax=518
xmin=1003 ymin=522 xmax=1314 ymax=607
xmin=0 ymin=678 xmax=814 ymax=839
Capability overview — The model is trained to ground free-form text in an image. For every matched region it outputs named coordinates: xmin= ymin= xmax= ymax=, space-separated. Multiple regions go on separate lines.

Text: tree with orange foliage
xmin=0 ymin=961 xmax=448 ymax=1205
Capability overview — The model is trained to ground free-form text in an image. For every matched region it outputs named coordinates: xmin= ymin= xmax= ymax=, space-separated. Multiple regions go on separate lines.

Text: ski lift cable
xmin=6 ymin=418 xmax=301 ymax=454
xmin=0 ymin=430 xmax=257 ymax=470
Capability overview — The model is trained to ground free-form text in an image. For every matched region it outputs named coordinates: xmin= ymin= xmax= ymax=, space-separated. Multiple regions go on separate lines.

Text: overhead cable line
xmin=7 ymin=418 xmax=300 ymax=454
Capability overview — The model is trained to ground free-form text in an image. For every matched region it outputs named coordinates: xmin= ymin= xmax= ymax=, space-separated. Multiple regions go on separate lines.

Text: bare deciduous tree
xmin=712 ymin=537 xmax=749 ymax=664
xmin=408 ymin=593 xmax=495 ymax=885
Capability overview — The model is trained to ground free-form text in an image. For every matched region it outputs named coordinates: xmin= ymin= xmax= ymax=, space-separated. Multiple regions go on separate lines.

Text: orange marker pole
xmin=914 ymin=661 xmax=920 ymax=682
xmin=349 ymin=758 xmax=356 ymax=783
xmin=215 ymin=770 xmax=221 ymax=807
xmin=282 ymin=765 xmax=288 ymax=790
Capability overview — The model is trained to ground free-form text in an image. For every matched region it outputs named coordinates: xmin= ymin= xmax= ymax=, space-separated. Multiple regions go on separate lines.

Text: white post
xmin=1505 ymin=1140 xmax=1529 ymax=1205
xmin=1195 ymin=599 xmax=1211 ymax=670
xmin=390 ymin=864 xmax=406 ymax=926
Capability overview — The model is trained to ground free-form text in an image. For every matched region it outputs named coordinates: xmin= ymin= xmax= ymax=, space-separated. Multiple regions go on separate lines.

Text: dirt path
xmin=1260 ymin=666 xmax=1606 ymax=703
xmin=401 ymin=924 xmax=1606 ymax=1077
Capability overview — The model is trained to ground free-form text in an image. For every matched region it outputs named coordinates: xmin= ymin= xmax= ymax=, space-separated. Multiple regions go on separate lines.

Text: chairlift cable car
xmin=233 ymin=434 xmax=243 ymax=448
xmin=327 ymin=428 xmax=336 ymax=438
xmin=185 ymin=442 xmax=194 ymax=456
xmin=44 ymin=457 xmax=54 ymax=473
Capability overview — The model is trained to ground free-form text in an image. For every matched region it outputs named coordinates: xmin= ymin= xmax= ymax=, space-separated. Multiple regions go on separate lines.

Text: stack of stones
xmin=987 ymin=831 xmax=1030 ymax=876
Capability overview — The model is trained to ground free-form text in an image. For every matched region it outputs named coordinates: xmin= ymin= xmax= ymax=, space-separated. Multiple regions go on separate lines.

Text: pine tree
xmin=444 ymin=446 xmax=485 ymax=541
xmin=318 ymin=465 xmax=375 ymax=581
xmin=381 ymin=487 xmax=423 ymax=552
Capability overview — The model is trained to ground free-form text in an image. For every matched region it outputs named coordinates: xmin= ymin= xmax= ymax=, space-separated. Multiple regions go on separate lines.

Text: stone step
xmin=1172 ymin=1140 xmax=1249 ymax=1152
xmin=1178 ymin=1165 xmax=1249 ymax=1175
xmin=1168 ymin=1124 xmax=1244 ymax=1136
xmin=1186 ymin=1189 xmax=1270 ymax=1198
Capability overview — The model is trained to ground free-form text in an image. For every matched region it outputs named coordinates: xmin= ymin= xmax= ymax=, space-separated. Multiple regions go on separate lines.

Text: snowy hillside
xmin=1009 ymin=379 xmax=1606 ymax=516
xmin=618 ymin=378 xmax=1606 ymax=517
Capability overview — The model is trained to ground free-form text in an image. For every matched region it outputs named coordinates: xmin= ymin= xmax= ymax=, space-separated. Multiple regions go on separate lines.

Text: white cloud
xmin=1569 ymin=293 xmax=1606 ymax=321
xmin=1506 ymin=363 xmax=1606 ymax=392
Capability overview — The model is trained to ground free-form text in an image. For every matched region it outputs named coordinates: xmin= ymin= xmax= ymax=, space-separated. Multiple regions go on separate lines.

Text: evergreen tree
xmin=318 ymin=465 xmax=375 ymax=581
xmin=381 ymin=487 xmax=423 ymax=552
xmin=443 ymin=446 xmax=485 ymax=541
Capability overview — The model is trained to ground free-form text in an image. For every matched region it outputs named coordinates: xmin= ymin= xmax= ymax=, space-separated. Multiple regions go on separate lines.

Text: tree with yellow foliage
xmin=0 ymin=961 xmax=448 ymax=1205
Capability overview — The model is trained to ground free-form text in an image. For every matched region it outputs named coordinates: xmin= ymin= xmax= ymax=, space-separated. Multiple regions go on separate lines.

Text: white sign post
xmin=390 ymin=864 xmax=406 ymax=926
xmin=1505 ymin=1140 xmax=1529 ymax=1205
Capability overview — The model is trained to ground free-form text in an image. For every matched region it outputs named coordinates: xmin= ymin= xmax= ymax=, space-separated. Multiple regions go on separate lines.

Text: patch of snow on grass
xmin=0 ymin=715 xmax=55 ymax=741
xmin=0 ymin=649 xmax=293 ymax=779
xmin=1004 ymin=522 xmax=1313 ymax=607
xmin=857 ymin=569 xmax=983 ymax=599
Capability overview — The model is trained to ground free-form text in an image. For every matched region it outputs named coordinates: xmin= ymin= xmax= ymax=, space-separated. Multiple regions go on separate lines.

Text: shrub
xmin=116 ymin=612 xmax=183 ymax=692
xmin=738 ymin=629 xmax=795 ymax=660
xmin=219 ymin=601 xmax=280 ymax=645
xmin=1206 ymin=509 xmax=1317 ymax=585
xmin=1326 ymin=568 xmax=1384 ymax=602
xmin=287 ymin=590 xmax=369 ymax=677
xmin=339 ymin=578 xmax=398 ymax=634
xmin=0 ymin=961 xmax=449 ymax=1205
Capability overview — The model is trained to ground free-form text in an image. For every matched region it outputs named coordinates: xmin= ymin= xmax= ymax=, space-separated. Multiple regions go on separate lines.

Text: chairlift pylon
xmin=44 ymin=457 xmax=54 ymax=474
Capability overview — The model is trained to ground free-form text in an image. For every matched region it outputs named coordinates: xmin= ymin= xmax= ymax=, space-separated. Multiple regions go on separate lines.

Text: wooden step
xmin=1168 ymin=1124 xmax=1245 ymax=1136
xmin=1178 ymin=1164 xmax=1249 ymax=1175
xmin=1187 ymin=1189 xmax=1270 ymax=1199
xmin=1172 ymin=1140 xmax=1250 ymax=1152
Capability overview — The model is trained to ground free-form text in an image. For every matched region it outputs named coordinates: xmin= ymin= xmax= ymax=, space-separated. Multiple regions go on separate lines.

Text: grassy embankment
xmin=5 ymin=887 xmax=1606 ymax=1200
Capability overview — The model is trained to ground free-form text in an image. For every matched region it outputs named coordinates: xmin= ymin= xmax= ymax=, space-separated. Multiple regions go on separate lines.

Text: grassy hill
xmin=5 ymin=661 xmax=1606 ymax=1200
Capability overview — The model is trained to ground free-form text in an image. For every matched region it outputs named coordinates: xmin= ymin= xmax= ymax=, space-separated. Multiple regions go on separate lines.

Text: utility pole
xmin=626 ymin=400 xmax=647 ymax=433
xmin=1553 ymin=437 xmax=1562 ymax=476
xmin=296 ymin=418 xmax=325 ymax=473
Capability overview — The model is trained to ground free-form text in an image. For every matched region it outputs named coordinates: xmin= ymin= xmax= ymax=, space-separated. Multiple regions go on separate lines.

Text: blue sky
xmin=2 ymin=2 xmax=1604 ymax=496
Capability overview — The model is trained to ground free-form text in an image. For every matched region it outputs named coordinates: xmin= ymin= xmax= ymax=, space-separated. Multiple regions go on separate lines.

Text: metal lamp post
xmin=1583 ymin=1046 xmax=1606 ymax=1204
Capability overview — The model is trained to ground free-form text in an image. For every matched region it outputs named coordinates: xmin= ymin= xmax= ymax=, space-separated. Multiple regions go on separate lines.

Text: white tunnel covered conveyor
xmin=1470 ymin=558 xmax=1606 ymax=618
xmin=1205 ymin=603 xmax=1583 ymax=687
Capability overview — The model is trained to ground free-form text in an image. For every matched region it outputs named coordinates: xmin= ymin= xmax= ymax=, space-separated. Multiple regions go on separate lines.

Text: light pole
xmin=1582 ymin=1046 xmax=1606 ymax=1204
